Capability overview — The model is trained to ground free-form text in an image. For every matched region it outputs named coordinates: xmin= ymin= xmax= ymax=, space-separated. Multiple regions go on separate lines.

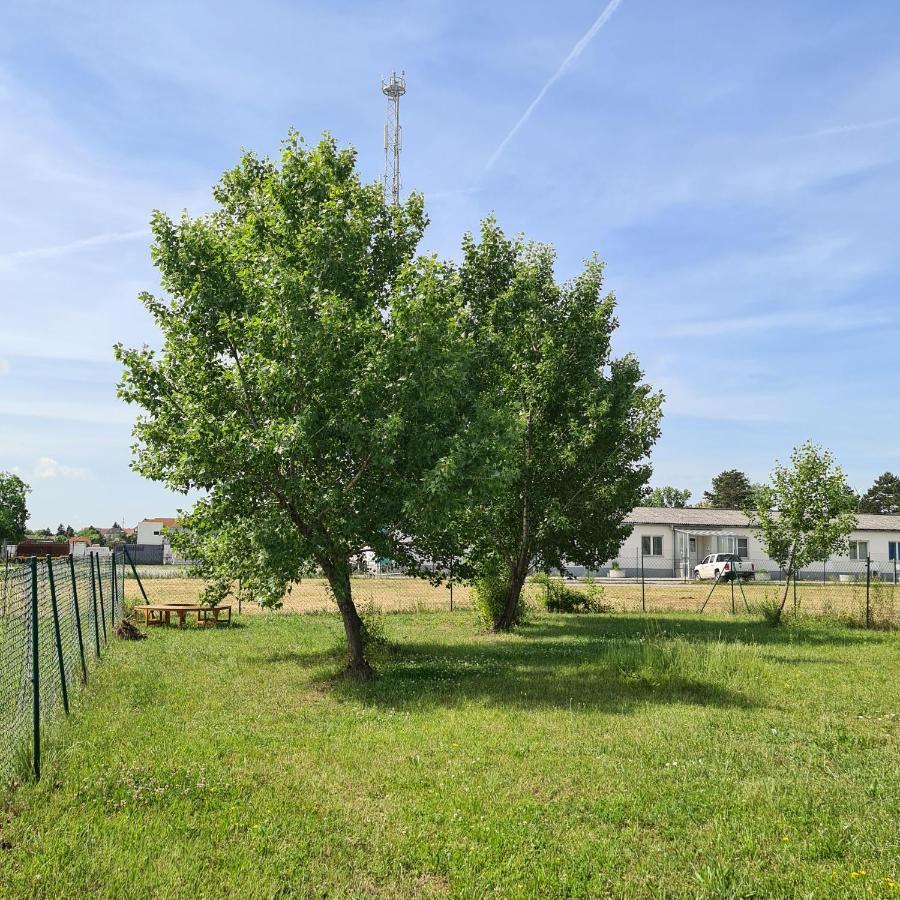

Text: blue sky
xmin=1 ymin=0 xmax=898 ymax=528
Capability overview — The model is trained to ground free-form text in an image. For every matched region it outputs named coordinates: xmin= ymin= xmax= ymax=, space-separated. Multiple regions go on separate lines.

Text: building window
xmin=641 ymin=535 xmax=663 ymax=557
xmin=848 ymin=540 xmax=868 ymax=560
xmin=889 ymin=542 xmax=899 ymax=561
xmin=737 ymin=537 xmax=749 ymax=558
xmin=716 ymin=535 xmax=737 ymax=555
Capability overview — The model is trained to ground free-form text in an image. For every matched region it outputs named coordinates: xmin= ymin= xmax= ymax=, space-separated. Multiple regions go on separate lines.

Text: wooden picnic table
xmin=133 ymin=603 xmax=232 ymax=628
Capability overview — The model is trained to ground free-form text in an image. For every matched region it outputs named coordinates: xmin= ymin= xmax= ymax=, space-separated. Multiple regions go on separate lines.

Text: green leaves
xmin=436 ymin=220 xmax=663 ymax=617
xmin=754 ymin=441 xmax=857 ymax=572
xmin=858 ymin=472 xmax=900 ymax=515
xmin=117 ymin=133 xmax=466 ymax=660
xmin=646 ymin=486 xmax=692 ymax=508
xmin=117 ymin=131 xmax=664 ymax=646
xmin=0 ymin=471 xmax=29 ymax=544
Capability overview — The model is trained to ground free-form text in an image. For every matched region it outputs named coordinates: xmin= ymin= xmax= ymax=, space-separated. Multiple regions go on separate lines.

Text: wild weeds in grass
xmin=603 ymin=619 xmax=769 ymax=702
xmin=533 ymin=573 xmax=613 ymax=613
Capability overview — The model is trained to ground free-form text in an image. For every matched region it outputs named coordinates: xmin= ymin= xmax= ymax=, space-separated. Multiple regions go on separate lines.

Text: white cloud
xmin=669 ymin=305 xmax=892 ymax=339
xmin=0 ymin=398 xmax=132 ymax=426
xmin=0 ymin=228 xmax=149 ymax=270
xmin=655 ymin=375 xmax=791 ymax=424
xmin=33 ymin=457 xmax=90 ymax=480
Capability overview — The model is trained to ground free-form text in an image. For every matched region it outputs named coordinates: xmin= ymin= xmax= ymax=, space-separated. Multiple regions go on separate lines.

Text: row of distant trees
xmin=646 ymin=469 xmax=900 ymax=514
xmin=0 ymin=474 xmax=137 ymax=549
xmin=20 ymin=523 xmax=136 ymax=545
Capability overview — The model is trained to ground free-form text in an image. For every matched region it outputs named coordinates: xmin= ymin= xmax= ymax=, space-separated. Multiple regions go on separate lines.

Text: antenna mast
xmin=381 ymin=71 xmax=406 ymax=206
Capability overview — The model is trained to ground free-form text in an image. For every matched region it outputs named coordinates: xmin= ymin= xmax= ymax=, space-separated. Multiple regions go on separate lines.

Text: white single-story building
xmin=580 ymin=507 xmax=900 ymax=580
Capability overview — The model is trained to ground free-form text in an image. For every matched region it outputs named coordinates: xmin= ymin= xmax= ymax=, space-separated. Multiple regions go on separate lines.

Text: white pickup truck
xmin=693 ymin=553 xmax=755 ymax=581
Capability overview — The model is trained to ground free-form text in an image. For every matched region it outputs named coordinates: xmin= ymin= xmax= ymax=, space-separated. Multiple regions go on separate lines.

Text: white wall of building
xmin=137 ymin=520 xmax=166 ymax=545
xmin=598 ymin=523 xmax=900 ymax=579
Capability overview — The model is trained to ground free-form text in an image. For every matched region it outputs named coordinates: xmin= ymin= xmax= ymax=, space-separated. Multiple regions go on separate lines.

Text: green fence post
xmin=46 ymin=556 xmax=69 ymax=715
xmin=30 ymin=557 xmax=40 ymax=781
xmin=94 ymin=554 xmax=107 ymax=644
xmin=640 ymin=550 xmax=646 ymax=613
xmin=69 ymin=554 xmax=87 ymax=684
xmin=866 ymin=556 xmax=872 ymax=628
xmin=89 ymin=554 xmax=101 ymax=658
xmin=110 ymin=549 xmax=117 ymax=625
xmin=123 ymin=544 xmax=149 ymax=604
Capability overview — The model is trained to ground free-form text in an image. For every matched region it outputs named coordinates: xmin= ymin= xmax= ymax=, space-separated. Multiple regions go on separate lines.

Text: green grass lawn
xmin=0 ymin=611 xmax=897 ymax=898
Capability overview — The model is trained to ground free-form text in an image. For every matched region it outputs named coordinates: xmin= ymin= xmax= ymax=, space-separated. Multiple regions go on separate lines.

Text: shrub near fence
xmin=0 ymin=548 xmax=125 ymax=788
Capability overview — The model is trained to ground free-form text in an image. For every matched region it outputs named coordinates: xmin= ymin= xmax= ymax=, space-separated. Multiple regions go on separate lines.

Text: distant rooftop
xmin=625 ymin=507 xmax=900 ymax=532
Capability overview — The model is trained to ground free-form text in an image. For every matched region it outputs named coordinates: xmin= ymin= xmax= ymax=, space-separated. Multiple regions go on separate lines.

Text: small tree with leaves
xmin=0 ymin=472 xmax=29 ymax=554
xmin=117 ymin=133 xmax=468 ymax=677
xmin=754 ymin=442 xmax=856 ymax=624
xmin=646 ymin=486 xmax=691 ymax=508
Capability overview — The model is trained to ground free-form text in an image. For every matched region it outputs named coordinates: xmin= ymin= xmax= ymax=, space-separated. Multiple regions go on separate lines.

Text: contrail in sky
xmin=783 ymin=113 xmax=900 ymax=141
xmin=485 ymin=0 xmax=626 ymax=170
xmin=0 ymin=228 xmax=149 ymax=267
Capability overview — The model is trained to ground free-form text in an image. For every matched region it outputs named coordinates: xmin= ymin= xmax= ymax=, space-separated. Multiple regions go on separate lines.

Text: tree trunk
xmin=495 ymin=553 xmax=530 ymax=632
xmin=321 ymin=556 xmax=373 ymax=679
xmin=775 ymin=545 xmax=797 ymax=625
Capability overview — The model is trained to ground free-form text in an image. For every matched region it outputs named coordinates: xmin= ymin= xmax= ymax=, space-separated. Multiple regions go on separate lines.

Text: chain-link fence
xmin=549 ymin=554 xmax=898 ymax=626
xmin=118 ymin=552 xmax=895 ymax=629
xmin=122 ymin=569 xmax=466 ymax=614
xmin=0 ymin=548 xmax=125 ymax=788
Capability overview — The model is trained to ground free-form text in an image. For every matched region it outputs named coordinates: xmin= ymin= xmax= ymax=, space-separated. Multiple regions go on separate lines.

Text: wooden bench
xmin=133 ymin=603 xmax=232 ymax=628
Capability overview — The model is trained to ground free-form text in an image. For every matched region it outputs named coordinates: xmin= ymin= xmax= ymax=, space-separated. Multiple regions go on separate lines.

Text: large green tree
xmin=117 ymin=133 xmax=467 ymax=677
xmin=0 ymin=472 xmax=30 ymax=548
xmin=858 ymin=472 xmax=900 ymax=515
xmin=646 ymin=486 xmax=691 ymax=508
xmin=703 ymin=469 xmax=754 ymax=509
xmin=754 ymin=442 xmax=856 ymax=624
xmin=444 ymin=221 xmax=662 ymax=631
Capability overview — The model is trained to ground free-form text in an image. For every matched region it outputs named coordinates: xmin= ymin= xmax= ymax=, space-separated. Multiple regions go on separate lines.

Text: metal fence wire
xmin=0 ymin=548 xmax=125 ymax=788
xmin=561 ymin=553 xmax=899 ymax=626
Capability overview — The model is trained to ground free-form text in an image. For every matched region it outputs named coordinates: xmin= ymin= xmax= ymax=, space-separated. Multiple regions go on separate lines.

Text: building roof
xmin=68 ymin=536 xmax=91 ymax=544
xmin=141 ymin=517 xmax=179 ymax=528
xmin=625 ymin=507 xmax=751 ymax=527
xmin=625 ymin=507 xmax=900 ymax=532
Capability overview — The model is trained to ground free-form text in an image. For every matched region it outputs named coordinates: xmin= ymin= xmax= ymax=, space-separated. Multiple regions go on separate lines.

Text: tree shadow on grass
xmin=260 ymin=648 xmax=341 ymax=667
xmin=330 ymin=615 xmax=788 ymax=715
xmin=521 ymin=613 xmax=869 ymax=647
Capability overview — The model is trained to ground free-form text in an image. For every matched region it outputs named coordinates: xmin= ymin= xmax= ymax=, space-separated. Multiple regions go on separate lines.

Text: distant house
xmin=131 ymin=517 xmax=186 ymax=565
xmin=594 ymin=507 xmax=900 ymax=580
xmin=136 ymin=517 xmax=179 ymax=546
xmin=97 ymin=523 xmax=134 ymax=543
xmin=68 ymin=535 xmax=91 ymax=559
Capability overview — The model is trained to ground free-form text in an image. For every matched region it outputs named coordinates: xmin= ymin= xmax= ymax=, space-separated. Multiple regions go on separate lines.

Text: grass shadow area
xmin=521 ymin=613 xmax=871 ymax=647
xmin=333 ymin=613 xmax=782 ymax=714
